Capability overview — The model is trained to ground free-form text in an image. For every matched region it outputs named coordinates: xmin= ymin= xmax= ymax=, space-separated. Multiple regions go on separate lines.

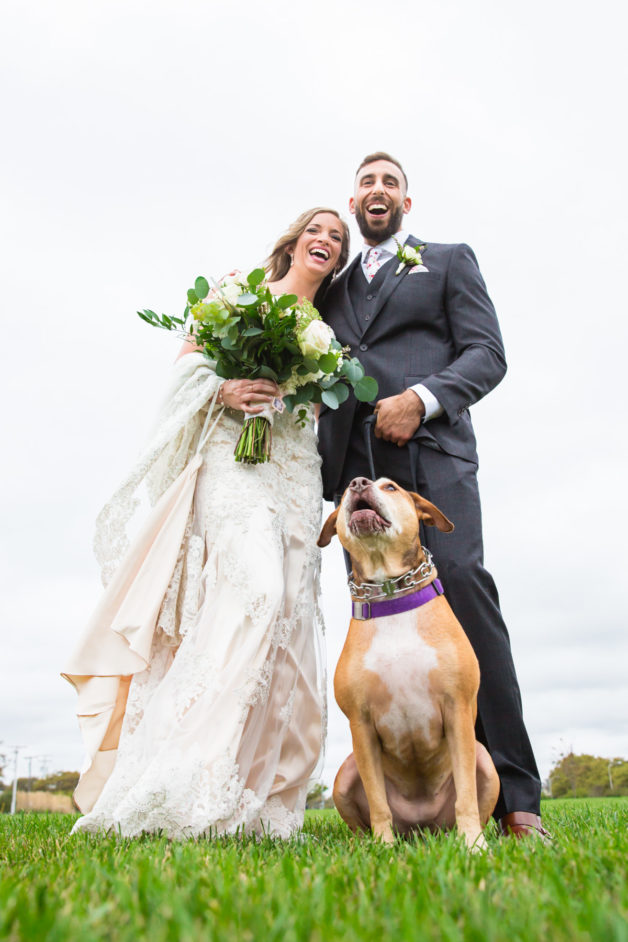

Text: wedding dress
xmin=63 ymin=353 xmax=326 ymax=839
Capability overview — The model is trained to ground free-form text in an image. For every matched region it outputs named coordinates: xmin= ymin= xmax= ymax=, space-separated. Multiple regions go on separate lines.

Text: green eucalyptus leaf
xmin=137 ymin=310 xmax=159 ymax=326
xmin=321 ymin=388 xmax=340 ymax=409
xmin=247 ymin=268 xmax=266 ymax=287
xmin=353 ymin=376 xmax=379 ymax=402
xmin=283 ymin=394 xmax=295 ymax=413
xmin=194 ymin=276 xmax=210 ymax=299
xmin=236 ymin=292 xmax=258 ymax=306
xmin=277 ymin=293 xmax=298 ymax=310
xmin=302 ymin=357 xmax=319 ymax=373
xmin=332 ymin=382 xmax=350 ymax=404
xmin=342 ymin=358 xmax=365 ymax=383
xmin=318 ymin=353 xmax=338 ymax=374
xmin=187 ymin=288 xmax=199 ymax=304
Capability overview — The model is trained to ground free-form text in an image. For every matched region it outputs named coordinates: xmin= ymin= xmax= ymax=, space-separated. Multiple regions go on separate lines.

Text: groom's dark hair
xmin=355 ymin=152 xmax=408 ymax=191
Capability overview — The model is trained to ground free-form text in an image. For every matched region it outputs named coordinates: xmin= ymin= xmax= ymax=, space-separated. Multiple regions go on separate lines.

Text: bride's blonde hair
xmin=265 ymin=207 xmax=350 ymax=281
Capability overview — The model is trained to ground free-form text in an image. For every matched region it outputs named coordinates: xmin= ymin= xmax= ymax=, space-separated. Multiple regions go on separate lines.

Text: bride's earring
xmin=288 ymin=253 xmax=294 ymax=267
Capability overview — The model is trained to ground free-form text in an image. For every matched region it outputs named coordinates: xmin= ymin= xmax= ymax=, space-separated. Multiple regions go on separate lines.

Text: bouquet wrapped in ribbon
xmin=138 ymin=269 xmax=378 ymax=464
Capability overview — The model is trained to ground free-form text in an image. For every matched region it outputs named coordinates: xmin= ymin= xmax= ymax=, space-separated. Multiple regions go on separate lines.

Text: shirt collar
xmin=360 ymin=229 xmax=409 ymax=262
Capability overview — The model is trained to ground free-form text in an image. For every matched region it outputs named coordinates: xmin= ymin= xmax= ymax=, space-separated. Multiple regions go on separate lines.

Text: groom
xmin=318 ymin=152 xmax=548 ymax=839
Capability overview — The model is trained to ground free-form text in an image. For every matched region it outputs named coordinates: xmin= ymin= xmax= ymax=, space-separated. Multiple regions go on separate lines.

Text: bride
xmin=63 ymin=208 xmax=349 ymax=839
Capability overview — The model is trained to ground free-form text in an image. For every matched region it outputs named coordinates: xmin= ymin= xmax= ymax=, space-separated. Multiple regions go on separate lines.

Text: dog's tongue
xmin=349 ymin=509 xmax=389 ymax=534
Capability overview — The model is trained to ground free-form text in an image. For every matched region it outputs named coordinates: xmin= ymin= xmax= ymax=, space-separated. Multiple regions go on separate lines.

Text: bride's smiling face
xmin=290 ymin=213 xmax=345 ymax=279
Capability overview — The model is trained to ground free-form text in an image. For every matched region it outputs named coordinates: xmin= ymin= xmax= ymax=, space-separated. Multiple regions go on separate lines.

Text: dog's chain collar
xmin=348 ymin=548 xmax=436 ymax=601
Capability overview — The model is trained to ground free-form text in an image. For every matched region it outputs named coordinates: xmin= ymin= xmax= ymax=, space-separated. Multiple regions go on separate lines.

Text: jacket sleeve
xmin=420 ymin=243 xmax=507 ymax=425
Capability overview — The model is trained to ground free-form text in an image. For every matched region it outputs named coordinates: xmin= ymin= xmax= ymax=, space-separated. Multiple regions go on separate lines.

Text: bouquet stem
xmin=234 ymin=415 xmax=272 ymax=464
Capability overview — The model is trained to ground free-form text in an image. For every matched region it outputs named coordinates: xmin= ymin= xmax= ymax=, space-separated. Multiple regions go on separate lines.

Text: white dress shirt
xmin=360 ymin=230 xmax=444 ymax=422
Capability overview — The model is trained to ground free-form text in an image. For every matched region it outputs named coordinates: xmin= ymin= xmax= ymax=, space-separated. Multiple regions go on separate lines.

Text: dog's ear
xmin=409 ymin=492 xmax=454 ymax=532
xmin=317 ymin=507 xmax=339 ymax=547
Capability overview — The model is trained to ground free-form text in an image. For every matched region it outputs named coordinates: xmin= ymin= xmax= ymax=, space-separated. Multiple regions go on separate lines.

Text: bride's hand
xmin=221 ymin=379 xmax=279 ymax=413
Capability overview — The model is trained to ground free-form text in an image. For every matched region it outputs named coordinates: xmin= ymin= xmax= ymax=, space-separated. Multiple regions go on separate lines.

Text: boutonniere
xmin=395 ymin=240 xmax=427 ymax=275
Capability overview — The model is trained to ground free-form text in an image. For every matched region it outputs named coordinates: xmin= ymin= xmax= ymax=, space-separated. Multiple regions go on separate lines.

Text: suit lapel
xmin=338 ymin=253 xmax=364 ymax=337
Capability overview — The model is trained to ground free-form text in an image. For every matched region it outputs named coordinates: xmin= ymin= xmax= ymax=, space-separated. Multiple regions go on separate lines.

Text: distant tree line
xmin=0 ymin=770 xmax=80 ymax=812
xmin=548 ymin=753 xmax=628 ymax=798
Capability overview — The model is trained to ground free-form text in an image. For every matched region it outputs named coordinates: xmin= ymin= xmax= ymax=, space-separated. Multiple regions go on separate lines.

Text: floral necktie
xmin=365 ymin=247 xmax=384 ymax=282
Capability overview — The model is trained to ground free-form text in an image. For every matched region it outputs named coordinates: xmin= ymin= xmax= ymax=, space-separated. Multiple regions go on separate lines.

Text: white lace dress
xmin=63 ymin=353 xmax=326 ymax=839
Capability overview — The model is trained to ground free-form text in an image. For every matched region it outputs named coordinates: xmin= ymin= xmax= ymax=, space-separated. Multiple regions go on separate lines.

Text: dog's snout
xmin=349 ymin=477 xmax=372 ymax=493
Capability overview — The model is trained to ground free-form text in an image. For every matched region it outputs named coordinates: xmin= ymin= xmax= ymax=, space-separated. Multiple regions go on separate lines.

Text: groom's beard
xmin=354 ymin=202 xmax=405 ymax=244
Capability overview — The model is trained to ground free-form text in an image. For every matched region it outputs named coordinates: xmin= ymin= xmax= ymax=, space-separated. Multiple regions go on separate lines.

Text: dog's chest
xmin=362 ymin=610 xmax=439 ymax=743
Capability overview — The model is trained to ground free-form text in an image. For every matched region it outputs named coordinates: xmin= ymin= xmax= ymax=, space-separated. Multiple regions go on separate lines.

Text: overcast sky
xmin=1 ymin=0 xmax=626 ymax=791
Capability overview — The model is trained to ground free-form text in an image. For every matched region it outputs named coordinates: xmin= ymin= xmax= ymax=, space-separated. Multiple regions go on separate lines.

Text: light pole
xmin=608 ymin=758 xmax=622 ymax=791
xmin=25 ymin=756 xmax=37 ymax=793
xmin=9 ymin=746 xmax=24 ymax=815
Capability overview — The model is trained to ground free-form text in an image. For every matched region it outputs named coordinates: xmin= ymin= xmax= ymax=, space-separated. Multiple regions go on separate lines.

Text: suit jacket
xmin=317 ymin=236 xmax=507 ymax=500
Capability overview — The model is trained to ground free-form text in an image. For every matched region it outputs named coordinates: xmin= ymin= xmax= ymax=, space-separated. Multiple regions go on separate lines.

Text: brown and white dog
xmin=318 ymin=476 xmax=499 ymax=849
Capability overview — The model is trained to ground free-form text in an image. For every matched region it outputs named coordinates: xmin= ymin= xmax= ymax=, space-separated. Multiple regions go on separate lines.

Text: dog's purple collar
xmin=351 ymin=579 xmax=444 ymax=621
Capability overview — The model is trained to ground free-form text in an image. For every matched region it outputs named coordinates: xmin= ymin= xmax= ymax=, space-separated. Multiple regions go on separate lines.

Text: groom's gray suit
xmin=318 ymin=237 xmax=541 ymax=818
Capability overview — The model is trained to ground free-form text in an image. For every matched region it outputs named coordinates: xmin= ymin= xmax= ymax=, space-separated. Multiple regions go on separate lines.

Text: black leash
xmin=362 ymin=414 xmax=420 ymax=493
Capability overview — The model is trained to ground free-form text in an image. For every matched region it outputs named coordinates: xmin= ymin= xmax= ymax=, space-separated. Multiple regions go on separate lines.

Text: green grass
xmin=1 ymin=799 xmax=627 ymax=941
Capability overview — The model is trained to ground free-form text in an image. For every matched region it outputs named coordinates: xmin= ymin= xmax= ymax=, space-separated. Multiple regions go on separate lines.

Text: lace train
xmin=65 ymin=356 xmax=326 ymax=839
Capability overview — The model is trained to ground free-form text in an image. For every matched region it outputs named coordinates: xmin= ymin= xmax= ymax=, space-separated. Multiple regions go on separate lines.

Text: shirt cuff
xmin=410 ymin=383 xmax=444 ymax=422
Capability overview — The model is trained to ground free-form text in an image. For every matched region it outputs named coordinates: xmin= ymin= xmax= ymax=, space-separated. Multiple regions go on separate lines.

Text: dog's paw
xmin=372 ymin=824 xmax=396 ymax=845
xmin=467 ymin=831 xmax=489 ymax=853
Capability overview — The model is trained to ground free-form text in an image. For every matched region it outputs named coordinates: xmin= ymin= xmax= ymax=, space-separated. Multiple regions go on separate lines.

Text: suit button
xmin=366 ymin=294 xmax=373 ymax=300
xmin=359 ymin=343 xmax=368 ymax=351
xmin=364 ymin=315 xmax=370 ymax=321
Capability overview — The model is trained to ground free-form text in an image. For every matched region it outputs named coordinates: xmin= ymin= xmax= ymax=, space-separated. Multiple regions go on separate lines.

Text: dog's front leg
xmin=443 ymin=702 xmax=486 ymax=851
xmin=350 ymin=718 xmax=395 ymax=844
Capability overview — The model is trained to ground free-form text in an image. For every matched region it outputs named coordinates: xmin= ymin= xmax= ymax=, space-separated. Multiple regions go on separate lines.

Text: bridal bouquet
xmin=138 ymin=269 xmax=378 ymax=464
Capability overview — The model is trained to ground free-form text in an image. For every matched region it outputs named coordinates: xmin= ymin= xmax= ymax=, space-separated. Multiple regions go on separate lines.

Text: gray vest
xmin=347 ymin=256 xmax=396 ymax=332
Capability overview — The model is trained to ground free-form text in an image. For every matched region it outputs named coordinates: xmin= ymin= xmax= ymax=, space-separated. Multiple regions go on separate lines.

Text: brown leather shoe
xmin=498 ymin=812 xmax=552 ymax=842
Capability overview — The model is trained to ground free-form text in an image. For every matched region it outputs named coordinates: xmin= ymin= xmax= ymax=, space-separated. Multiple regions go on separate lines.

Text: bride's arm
xmin=176 ymin=339 xmax=204 ymax=359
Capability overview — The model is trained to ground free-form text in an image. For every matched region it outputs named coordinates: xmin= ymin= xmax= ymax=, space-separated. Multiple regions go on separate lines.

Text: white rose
xmin=221 ymin=271 xmax=243 ymax=286
xmin=219 ymin=282 xmax=243 ymax=306
xmin=299 ymin=320 xmax=334 ymax=357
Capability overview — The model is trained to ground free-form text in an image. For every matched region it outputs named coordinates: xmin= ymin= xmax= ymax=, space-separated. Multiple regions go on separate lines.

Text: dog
xmin=318 ymin=476 xmax=499 ymax=849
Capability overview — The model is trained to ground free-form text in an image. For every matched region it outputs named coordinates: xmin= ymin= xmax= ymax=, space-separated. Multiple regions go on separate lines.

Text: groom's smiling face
xmin=350 ymin=159 xmax=412 ymax=245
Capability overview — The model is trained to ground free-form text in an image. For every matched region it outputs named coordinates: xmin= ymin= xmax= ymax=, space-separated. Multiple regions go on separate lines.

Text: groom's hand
xmin=374 ymin=389 xmax=425 ymax=447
